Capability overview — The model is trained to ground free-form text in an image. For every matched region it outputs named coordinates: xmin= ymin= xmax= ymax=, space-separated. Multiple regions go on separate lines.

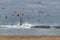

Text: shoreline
xmin=0 ymin=35 xmax=60 ymax=40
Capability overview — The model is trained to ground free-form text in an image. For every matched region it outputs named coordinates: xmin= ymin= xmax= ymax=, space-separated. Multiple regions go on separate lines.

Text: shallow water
xmin=0 ymin=28 xmax=60 ymax=36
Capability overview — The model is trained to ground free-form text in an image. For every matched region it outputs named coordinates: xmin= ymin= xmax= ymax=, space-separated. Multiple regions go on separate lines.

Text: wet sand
xmin=0 ymin=35 xmax=60 ymax=40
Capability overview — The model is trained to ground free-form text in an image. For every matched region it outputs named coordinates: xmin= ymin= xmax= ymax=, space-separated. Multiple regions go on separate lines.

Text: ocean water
xmin=0 ymin=0 xmax=60 ymax=36
xmin=0 ymin=28 xmax=60 ymax=36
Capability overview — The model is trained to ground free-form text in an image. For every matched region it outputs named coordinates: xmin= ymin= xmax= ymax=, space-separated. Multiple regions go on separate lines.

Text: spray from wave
xmin=0 ymin=22 xmax=60 ymax=29
xmin=0 ymin=22 xmax=34 ymax=28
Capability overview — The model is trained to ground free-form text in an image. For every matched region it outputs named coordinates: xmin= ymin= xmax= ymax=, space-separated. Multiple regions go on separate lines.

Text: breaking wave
xmin=0 ymin=22 xmax=34 ymax=28
xmin=0 ymin=22 xmax=60 ymax=29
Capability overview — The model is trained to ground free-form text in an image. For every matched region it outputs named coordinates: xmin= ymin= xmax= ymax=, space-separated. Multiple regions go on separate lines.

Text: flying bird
xmin=21 ymin=13 xmax=24 ymax=16
xmin=47 ymin=14 xmax=49 ymax=16
xmin=38 ymin=2 xmax=41 ymax=4
xmin=38 ymin=10 xmax=41 ymax=13
xmin=41 ymin=11 xmax=44 ymax=14
xmin=45 ymin=11 xmax=50 ymax=16
xmin=38 ymin=10 xmax=44 ymax=14
xmin=19 ymin=8 xmax=24 ymax=13
xmin=14 ymin=11 xmax=17 ymax=14
xmin=1 ymin=8 xmax=5 ymax=10
xmin=11 ymin=14 xmax=15 ymax=16
xmin=5 ymin=16 xmax=7 ymax=19
xmin=17 ymin=14 xmax=19 ymax=17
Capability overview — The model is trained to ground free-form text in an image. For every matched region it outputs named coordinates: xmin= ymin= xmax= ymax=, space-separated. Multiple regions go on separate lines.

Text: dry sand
xmin=0 ymin=35 xmax=60 ymax=40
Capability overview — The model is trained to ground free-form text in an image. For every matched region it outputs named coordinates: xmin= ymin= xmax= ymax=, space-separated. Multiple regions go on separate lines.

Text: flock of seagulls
xmin=38 ymin=10 xmax=49 ymax=16
xmin=0 ymin=1 xmax=50 ymax=25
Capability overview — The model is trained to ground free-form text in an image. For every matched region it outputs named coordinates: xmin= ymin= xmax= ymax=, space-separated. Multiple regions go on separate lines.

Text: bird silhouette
xmin=11 ymin=24 xmax=13 ymax=25
xmin=5 ymin=16 xmax=7 ymax=19
xmin=21 ymin=13 xmax=24 ymax=16
xmin=38 ymin=10 xmax=41 ymax=13
xmin=17 ymin=14 xmax=19 ymax=17
xmin=41 ymin=11 xmax=44 ymax=14
xmin=38 ymin=2 xmax=41 ymax=4
xmin=14 ymin=11 xmax=17 ymax=14
xmin=47 ymin=14 xmax=49 ymax=16
xmin=38 ymin=10 xmax=44 ymax=14
xmin=11 ymin=14 xmax=15 ymax=16
xmin=1 ymin=8 xmax=5 ymax=10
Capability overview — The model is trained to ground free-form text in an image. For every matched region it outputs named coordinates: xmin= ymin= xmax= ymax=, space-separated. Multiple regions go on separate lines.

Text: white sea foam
xmin=0 ymin=22 xmax=60 ymax=29
xmin=0 ymin=22 xmax=33 ymax=28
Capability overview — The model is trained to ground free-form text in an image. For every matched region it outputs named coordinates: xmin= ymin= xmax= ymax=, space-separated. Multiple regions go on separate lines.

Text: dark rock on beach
xmin=31 ymin=26 xmax=50 ymax=29
xmin=53 ymin=26 xmax=60 ymax=29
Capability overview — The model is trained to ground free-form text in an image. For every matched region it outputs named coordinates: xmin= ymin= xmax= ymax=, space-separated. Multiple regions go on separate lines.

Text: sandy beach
xmin=0 ymin=35 xmax=60 ymax=40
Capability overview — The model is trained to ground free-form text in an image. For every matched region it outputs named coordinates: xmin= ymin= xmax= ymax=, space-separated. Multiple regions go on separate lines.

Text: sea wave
xmin=0 ymin=22 xmax=60 ymax=29
xmin=0 ymin=22 xmax=33 ymax=28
